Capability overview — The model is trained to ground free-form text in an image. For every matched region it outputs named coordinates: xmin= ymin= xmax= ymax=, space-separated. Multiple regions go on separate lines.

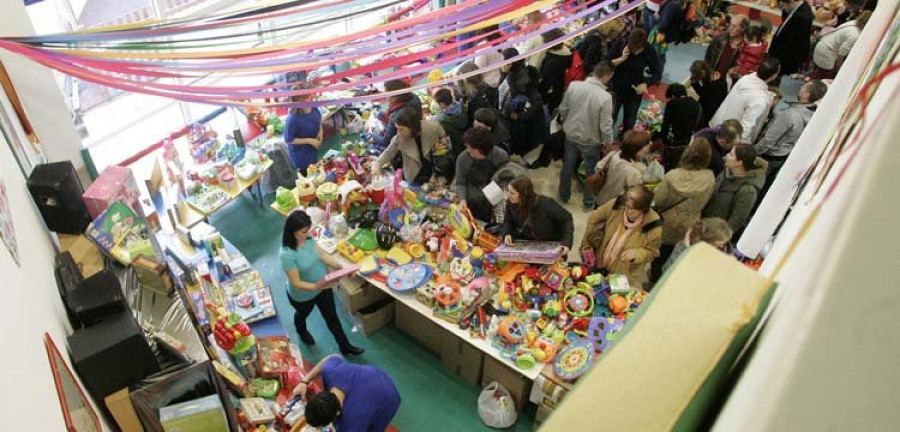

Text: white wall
xmin=0 ymin=0 xmax=86 ymax=179
xmin=714 ymin=0 xmax=900 ymax=429
xmin=0 ymin=135 xmax=109 ymax=428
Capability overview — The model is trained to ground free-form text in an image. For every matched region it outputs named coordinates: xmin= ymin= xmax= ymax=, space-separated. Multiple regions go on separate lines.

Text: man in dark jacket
xmin=694 ymin=121 xmax=742 ymax=177
xmin=705 ymin=15 xmax=749 ymax=80
xmin=434 ymin=89 xmax=468 ymax=157
xmin=769 ymin=0 xmax=814 ymax=76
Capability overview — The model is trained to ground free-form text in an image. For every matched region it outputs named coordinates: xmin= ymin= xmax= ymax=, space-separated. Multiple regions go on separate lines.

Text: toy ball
xmin=375 ymin=223 xmax=400 ymax=250
xmin=608 ymin=295 xmax=629 ymax=315
xmin=570 ymin=265 xmax=588 ymax=281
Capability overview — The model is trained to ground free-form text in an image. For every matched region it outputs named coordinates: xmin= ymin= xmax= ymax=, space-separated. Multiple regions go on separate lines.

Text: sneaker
xmin=340 ymin=345 xmax=365 ymax=356
xmin=298 ymin=330 xmax=316 ymax=346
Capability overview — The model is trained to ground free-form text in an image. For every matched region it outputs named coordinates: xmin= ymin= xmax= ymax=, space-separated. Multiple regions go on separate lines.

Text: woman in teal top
xmin=281 ymin=211 xmax=364 ymax=356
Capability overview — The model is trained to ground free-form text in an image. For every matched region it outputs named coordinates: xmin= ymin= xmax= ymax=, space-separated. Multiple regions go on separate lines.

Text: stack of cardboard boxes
xmin=395 ymin=302 xmax=533 ymax=411
xmin=334 ymin=275 xmax=394 ymax=336
xmin=530 ymin=365 xmax=573 ymax=430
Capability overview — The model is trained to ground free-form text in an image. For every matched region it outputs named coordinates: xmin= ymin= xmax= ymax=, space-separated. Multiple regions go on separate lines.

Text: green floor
xmin=209 ymin=134 xmax=536 ymax=431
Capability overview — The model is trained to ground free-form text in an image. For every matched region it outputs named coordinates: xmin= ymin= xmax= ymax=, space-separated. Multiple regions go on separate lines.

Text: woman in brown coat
xmin=581 ymin=185 xmax=662 ymax=291
xmin=651 ymin=137 xmax=716 ymax=281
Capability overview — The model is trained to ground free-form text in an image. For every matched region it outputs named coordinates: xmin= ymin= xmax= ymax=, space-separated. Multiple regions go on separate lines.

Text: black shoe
xmin=340 ymin=345 xmax=365 ymax=356
xmin=298 ymin=330 xmax=316 ymax=346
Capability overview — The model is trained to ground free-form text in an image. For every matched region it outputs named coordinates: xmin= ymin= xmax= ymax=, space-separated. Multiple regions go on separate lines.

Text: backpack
xmin=265 ymin=142 xmax=297 ymax=192
xmin=564 ymin=50 xmax=586 ymax=90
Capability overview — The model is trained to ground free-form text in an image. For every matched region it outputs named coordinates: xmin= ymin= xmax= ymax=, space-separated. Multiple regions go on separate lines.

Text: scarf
xmin=601 ymin=211 xmax=644 ymax=270
xmin=383 ymin=98 xmax=407 ymax=126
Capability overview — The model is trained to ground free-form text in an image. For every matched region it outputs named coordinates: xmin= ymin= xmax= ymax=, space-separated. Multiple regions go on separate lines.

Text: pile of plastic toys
xmin=286 ymin=143 xmax=650 ymax=381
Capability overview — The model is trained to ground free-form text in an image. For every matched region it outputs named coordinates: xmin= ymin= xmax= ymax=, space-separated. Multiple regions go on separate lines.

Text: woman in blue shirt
xmin=280 ymin=211 xmax=363 ymax=356
xmin=292 ymin=354 xmax=401 ymax=432
xmin=284 ymin=85 xmax=324 ymax=175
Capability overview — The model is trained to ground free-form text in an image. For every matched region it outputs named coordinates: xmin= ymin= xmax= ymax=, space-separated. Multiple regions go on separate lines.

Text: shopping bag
xmin=478 ymin=382 xmax=517 ymax=428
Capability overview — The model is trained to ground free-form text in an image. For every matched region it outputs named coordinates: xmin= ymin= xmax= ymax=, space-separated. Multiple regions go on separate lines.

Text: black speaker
xmin=27 ymin=161 xmax=91 ymax=234
xmin=54 ymin=251 xmax=84 ymax=330
xmin=67 ymin=310 xmax=160 ymax=403
xmin=68 ymin=270 xmax=125 ymax=327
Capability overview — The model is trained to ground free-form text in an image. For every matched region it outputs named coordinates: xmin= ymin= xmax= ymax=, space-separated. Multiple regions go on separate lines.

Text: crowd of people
xmin=283 ymin=0 xmax=872 ymax=294
xmin=270 ymin=2 xmax=878 ymax=428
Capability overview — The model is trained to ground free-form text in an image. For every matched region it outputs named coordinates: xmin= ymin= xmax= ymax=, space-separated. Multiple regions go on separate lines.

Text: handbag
xmin=585 ymin=165 xmax=608 ymax=196
xmin=412 ymin=135 xmax=435 ymax=185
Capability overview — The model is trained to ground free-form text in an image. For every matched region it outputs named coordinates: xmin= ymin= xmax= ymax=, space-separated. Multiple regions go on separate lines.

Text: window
xmin=25 ymin=0 xmax=392 ymax=174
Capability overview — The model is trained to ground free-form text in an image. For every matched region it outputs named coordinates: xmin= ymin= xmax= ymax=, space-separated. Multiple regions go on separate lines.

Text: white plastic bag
xmin=642 ymin=159 xmax=665 ymax=185
xmin=478 ymin=381 xmax=517 ymax=428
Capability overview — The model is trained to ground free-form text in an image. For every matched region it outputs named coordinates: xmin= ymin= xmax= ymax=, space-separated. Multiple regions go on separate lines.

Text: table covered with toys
xmin=159 ymin=122 xmax=274 ymax=228
xmin=269 ymin=141 xmax=653 ymax=388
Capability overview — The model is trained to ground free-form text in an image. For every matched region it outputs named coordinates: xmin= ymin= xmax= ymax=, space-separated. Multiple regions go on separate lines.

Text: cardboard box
xmin=105 ymin=388 xmax=145 ymax=432
xmin=58 ymin=234 xmax=105 ymax=278
xmin=441 ymin=336 xmax=484 ymax=386
xmin=482 ymin=355 xmax=533 ymax=411
xmin=336 ymin=276 xmax=390 ymax=315
xmin=529 ymin=364 xmax=571 ymax=408
xmin=159 ymin=394 xmax=228 ymax=432
xmin=395 ymin=302 xmax=445 ymax=355
xmin=132 ymin=256 xmax=174 ymax=295
xmin=354 ymin=298 xmax=395 ymax=336
xmin=83 ymin=166 xmax=140 ymax=218
xmin=533 ymin=403 xmax=554 ymax=430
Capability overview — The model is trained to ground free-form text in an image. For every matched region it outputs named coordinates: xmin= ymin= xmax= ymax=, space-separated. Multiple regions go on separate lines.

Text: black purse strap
xmin=655 ymin=196 xmax=690 ymax=215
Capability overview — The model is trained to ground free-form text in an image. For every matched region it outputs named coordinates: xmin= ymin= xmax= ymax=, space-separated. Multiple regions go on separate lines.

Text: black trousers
xmin=613 ymin=90 xmax=642 ymax=138
xmin=287 ymin=289 xmax=351 ymax=349
xmin=650 ymin=243 xmax=676 ymax=289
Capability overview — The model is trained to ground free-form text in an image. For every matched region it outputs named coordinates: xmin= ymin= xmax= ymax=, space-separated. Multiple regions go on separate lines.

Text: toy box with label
xmin=83 ymin=166 xmax=140 ymax=218
xmin=85 ymin=201 xmax=153 ymax=265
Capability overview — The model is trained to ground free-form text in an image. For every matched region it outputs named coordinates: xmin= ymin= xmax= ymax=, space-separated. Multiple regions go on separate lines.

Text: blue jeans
xmin=559 ymin=139 xmax=603 ymax=207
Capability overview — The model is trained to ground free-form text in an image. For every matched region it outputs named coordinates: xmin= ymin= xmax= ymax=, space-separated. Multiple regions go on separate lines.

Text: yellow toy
xmin=337 ymin=240 xmax=366 ymax=262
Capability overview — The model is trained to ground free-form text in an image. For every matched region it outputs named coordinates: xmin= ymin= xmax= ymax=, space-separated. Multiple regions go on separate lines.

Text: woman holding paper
xmin=502 ymin=177 xmax=574 ymax=255
xmin=455 ymin=127 xmax=510 ymax=222
xmin=281 ymin=210 xmax=364 ymax=356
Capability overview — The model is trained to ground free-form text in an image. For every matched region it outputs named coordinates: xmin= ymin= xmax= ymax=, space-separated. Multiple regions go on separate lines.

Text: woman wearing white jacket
xmin=710 ymin=57 xmax=781 ymax=143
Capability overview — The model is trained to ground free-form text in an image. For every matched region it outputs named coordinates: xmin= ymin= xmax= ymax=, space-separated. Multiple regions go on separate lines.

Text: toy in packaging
xmin=239 ymin=397 xmax=275 ymax=424
xmin=160 ymin=394 xmax=228 ymax=432
xmin=493 ymin=241 xmax=565 ymax=265
xmin=221 ymin=270 xmax=276 ymax=323
xmin=256 ymin=336 xmax=298 ymax=378
xmin=83 ymin=166 xmax=140 ymax=218
xmin=85 ymin=201 xmax=152 ymax=265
